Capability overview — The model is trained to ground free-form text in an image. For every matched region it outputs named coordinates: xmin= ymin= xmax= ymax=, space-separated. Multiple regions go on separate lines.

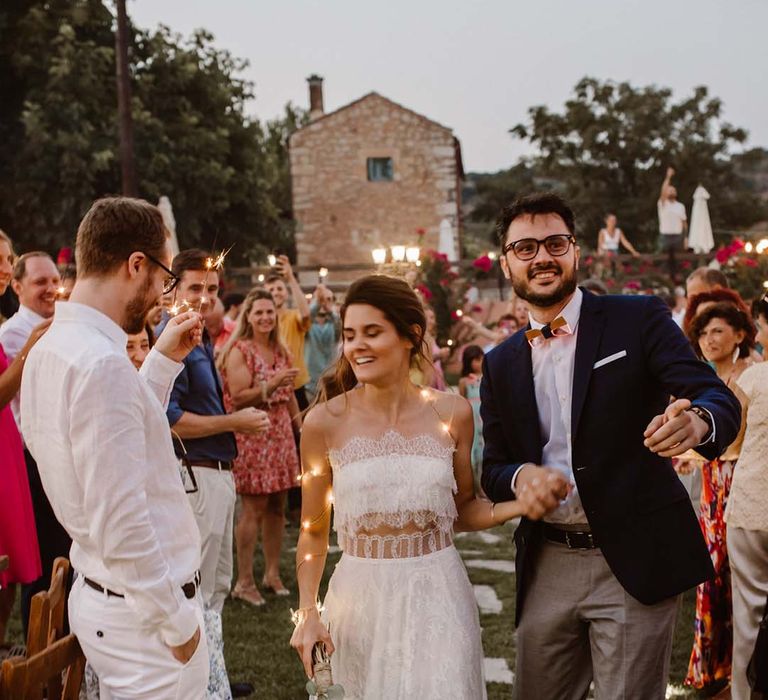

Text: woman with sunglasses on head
xmin=219 ymin=288 xmax=301 ymax=606
xmin=683 ymin=303 xmax=756 ymax=692
xmin=290 ymin=275 xmax=543 ymax=699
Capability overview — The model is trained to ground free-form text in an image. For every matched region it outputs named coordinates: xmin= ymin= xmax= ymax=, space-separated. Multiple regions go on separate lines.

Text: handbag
xmin=747 ymin=594 xmax=768 ymax=691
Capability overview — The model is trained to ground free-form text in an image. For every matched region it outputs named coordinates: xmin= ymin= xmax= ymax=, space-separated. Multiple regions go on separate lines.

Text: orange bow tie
xmin=525 ymin=316 xmax=572 ymax=348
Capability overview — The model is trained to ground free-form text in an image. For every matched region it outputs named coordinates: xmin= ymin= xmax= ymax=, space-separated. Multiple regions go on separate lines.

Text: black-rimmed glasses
xmin=144 ymin=252 xmax=180 ymax=295
xmin=502 ymin=234 xmax=576 ymax=262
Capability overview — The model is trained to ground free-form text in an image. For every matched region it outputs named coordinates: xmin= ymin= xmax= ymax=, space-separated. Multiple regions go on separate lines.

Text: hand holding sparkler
xmin=154 ymin=310 xmax=203 ymax=363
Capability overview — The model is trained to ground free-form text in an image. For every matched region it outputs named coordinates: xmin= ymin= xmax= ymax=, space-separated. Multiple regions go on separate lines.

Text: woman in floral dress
xmin=220 ymin=288 xmax=300 ymax=606
xmin=683 ymin=303 xmax=755 ymax=690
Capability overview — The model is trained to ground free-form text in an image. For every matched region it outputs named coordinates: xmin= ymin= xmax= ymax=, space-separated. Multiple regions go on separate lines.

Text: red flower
xmin=715 ymin=247 xmax=730 ymax=264
xmin=681 ymin=260 xmax=692 ymax=270
xmin=415 ymin=284 xmax=433 ymax=301
xmin=451 ymin=310 xmax=461 ymax=321
xmin=731 ymin=239 xmax=745 ymax=252
xmin=744 ymin=257 xmax=758 ymax=268
xmin=584 ymin=256 xmax=594 ymax=266
xmin=472 ymin=254 xmax=493 ymax=274
xmin=605 ymin=278 xmax=616 ymax=287
xmin=416 ymin=227 xmax=427 ymax=238
xmin=625 ymin=280 xmax=641 ymax=290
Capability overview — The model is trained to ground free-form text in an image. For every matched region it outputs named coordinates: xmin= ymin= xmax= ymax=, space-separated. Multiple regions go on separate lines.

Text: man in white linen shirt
xmin=21 ymin=197 xmax=209 ymax=699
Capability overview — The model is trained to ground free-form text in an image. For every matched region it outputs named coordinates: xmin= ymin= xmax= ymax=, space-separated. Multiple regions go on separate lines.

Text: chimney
xmin=307 ymin=74 xmax=324 ymax=121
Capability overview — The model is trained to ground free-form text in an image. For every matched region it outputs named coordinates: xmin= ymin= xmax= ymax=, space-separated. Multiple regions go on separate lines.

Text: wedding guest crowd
xmin=3 ymin=191 xmax=768 ymax=700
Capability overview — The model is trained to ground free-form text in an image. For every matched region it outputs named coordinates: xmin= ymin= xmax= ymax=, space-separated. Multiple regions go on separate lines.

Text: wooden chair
xmin=25 ymin=556 xmax=70 ymax=657
xmin=0 ymin=633 xmax=85 ymax=700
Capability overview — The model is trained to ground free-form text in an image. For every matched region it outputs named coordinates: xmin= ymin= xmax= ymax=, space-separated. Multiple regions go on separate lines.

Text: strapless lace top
xmin=327 ymin=430 xmax=457 ymax=559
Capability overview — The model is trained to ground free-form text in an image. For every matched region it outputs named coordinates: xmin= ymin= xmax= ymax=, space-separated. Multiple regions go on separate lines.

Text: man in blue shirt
xmin=160 ymin=249 xmax=269 ymax=699
xmin=305 ymin=283 xmax=340 ymax=401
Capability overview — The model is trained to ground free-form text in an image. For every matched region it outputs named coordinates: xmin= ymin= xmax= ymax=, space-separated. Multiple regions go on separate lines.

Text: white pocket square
xmin=593 ymin=350 xmax=627 ymax=370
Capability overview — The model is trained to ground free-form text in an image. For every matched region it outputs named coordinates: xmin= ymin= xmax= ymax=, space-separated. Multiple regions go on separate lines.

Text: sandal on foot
xmin=231 ymin=583 xmax=265 ymax=607
xmin=261 ymin=577 xmax=290 ymax=596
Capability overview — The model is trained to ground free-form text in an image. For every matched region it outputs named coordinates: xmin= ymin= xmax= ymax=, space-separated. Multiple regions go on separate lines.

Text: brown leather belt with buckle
xmin=543 ymin=523 xmax=598 ymax=550
xmin=189 ymin=459 xmax=232 ymax=471
xmin=83 ymin=571 xmax=201 ymax=599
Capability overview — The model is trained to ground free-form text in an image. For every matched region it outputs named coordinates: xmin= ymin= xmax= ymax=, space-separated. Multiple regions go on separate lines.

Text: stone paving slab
xmin=465 ymin=559 xmax=515 ymax=574
xmin=473 ymin=585 xmax=503 ymax=614
xmin=484 ymin=657 xmax=514 ymax=684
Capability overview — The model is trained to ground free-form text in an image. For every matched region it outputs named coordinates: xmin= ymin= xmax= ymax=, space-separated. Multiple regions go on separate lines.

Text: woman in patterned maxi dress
xmin=220 ymin=288 xmax=300 ymax=606
xmin=683 ymin=303 xmax=754 ymax=690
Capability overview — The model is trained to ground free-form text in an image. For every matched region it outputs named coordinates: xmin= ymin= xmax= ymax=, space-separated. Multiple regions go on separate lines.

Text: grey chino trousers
xmin=513 ymin=540 xmax=679 ymax=700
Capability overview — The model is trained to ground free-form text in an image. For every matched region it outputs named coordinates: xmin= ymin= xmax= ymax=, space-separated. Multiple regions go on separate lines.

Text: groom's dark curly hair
xmin=495 ymin=192 xmax=576 ymax=246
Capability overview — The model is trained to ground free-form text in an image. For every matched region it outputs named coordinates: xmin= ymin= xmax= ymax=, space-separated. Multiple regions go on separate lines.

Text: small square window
xmin=367 ymin=157 xmax=393 ymax=182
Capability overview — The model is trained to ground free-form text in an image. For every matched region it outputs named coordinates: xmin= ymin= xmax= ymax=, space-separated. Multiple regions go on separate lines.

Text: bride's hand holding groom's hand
xmin=515 ymin=465 xmax=571 ymax=520
xmin=290 ymin=607 xmax=336 ymax=678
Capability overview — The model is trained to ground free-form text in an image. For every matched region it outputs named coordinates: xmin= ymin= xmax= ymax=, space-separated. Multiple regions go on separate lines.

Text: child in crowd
xmin=458 ymin=345 xmax=485 ymax=486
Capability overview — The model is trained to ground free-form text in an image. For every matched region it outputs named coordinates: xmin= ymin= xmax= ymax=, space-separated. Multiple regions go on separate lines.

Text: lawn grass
xmin=5 ymin=521 xmax=702 ymax=698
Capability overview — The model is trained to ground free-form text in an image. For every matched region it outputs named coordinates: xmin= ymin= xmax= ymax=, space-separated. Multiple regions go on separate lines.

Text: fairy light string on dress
xmin=295 ymin=386 xmax=454 ymax=573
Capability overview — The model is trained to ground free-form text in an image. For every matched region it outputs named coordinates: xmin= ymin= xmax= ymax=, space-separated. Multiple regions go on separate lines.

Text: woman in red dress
xmin=0 ymin=230 xmax=46 ymax=644
xmin=219 ymin=288 xmax=300 ymax=606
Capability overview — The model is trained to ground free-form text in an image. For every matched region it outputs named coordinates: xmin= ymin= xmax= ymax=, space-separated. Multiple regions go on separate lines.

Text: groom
xmin=480 ymin=192 xmax=740 ymax=699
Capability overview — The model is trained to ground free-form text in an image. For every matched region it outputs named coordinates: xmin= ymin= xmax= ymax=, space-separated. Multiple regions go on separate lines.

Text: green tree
xmin=0 ymin=1 xmax=303 ymax=261
xmin=509 ymin=77 xmax=767 ymax=249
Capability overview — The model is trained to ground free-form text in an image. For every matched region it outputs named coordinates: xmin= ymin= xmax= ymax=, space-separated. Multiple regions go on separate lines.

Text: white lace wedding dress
xmin=321 ymin=429 xmax=486 ymax=699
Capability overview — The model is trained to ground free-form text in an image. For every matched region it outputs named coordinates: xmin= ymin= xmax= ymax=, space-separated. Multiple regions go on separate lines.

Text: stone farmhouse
xmin=289 ymin=76 xmax=464 ymax=281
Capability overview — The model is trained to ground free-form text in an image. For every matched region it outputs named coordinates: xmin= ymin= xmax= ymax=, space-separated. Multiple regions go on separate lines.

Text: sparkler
xmin=196 ymin=245 xmax=233 ymax=313
xmin=169 ymin=299 xmax=191 ymax=317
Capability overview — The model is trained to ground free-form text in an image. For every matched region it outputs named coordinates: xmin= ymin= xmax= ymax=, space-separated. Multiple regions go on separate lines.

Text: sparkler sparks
xmin=195 ymin=245 xmax=233 ymax=312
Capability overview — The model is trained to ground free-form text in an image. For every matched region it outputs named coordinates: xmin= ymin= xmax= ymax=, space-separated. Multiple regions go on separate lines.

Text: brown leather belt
xmin=543 ymin=524 xmax=598 ymax=550
xmin=83 ymin=571 xmax=201 ymax=599
xmin=189 ymin=459 xmax=232 ymax=471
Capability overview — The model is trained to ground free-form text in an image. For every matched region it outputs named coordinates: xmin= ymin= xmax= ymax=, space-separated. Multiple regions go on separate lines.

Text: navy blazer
xmin=480 ymin=289 xmax=741 ymax=624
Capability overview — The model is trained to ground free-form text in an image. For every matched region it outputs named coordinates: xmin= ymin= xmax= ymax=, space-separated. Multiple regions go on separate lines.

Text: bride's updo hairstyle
xmin=315 ymin=274 xmax=431 ymax=403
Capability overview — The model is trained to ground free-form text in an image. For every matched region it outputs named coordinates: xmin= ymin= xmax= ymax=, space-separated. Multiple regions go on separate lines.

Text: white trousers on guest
xmin=69 ymin=576 xmax=209 ymax=700
xmin=187 ymin=465 xmax=236 ymax=700
xmin=728 ymin=525 xmax=768 ymax=700
xmin=187 ymin=466 xmax=236 ymax=614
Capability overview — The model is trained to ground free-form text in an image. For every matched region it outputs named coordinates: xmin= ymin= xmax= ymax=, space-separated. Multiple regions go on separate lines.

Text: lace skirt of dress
xmin=321 ymin=545 xmax=486 ymax=700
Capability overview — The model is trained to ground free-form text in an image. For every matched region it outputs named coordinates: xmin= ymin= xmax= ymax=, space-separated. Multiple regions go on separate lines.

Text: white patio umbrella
xmin=157 ymin=195 xmax=180 ymax=257
xmin=689 ymin=185 xmax=715 ymax=254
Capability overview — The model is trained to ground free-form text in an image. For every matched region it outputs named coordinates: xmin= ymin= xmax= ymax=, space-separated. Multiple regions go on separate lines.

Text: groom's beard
xmin=512 ymin=262 xmax=578 ymax=309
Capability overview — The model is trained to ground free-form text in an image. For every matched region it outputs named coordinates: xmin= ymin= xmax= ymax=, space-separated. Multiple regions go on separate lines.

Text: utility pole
xmin=115 ymin=0 xmax=137 ymax=196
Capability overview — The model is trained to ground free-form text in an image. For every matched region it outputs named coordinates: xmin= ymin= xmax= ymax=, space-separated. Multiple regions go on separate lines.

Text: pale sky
xmin=131 ymin=0 xmax=767 ymax=173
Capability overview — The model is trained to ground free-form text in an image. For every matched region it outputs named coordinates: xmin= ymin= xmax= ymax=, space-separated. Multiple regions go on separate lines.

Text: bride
xmin=290 ymin=275 xmax=545 ymax=699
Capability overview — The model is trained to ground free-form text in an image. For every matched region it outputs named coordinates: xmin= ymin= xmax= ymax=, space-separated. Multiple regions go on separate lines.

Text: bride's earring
xmin=732 ymin=346 xmax=740 ymax=364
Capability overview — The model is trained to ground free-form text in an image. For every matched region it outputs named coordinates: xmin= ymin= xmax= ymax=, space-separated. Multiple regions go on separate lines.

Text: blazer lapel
xmin=506 ymin=331 xmax=542 ymax=460
xmin=571 ymin=291 xmax=607 ymax=436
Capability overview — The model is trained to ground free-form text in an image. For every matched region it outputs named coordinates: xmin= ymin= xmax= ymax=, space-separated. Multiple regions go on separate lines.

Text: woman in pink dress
xmin=0 ymin=230 xmax=46 ymax=644
xmin=219 ymin=288 xmax=300 ymax=606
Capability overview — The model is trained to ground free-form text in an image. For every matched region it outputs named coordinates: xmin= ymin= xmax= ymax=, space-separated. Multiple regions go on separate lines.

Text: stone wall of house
xmin=289 ymin=93 xmax=461 ymax=277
